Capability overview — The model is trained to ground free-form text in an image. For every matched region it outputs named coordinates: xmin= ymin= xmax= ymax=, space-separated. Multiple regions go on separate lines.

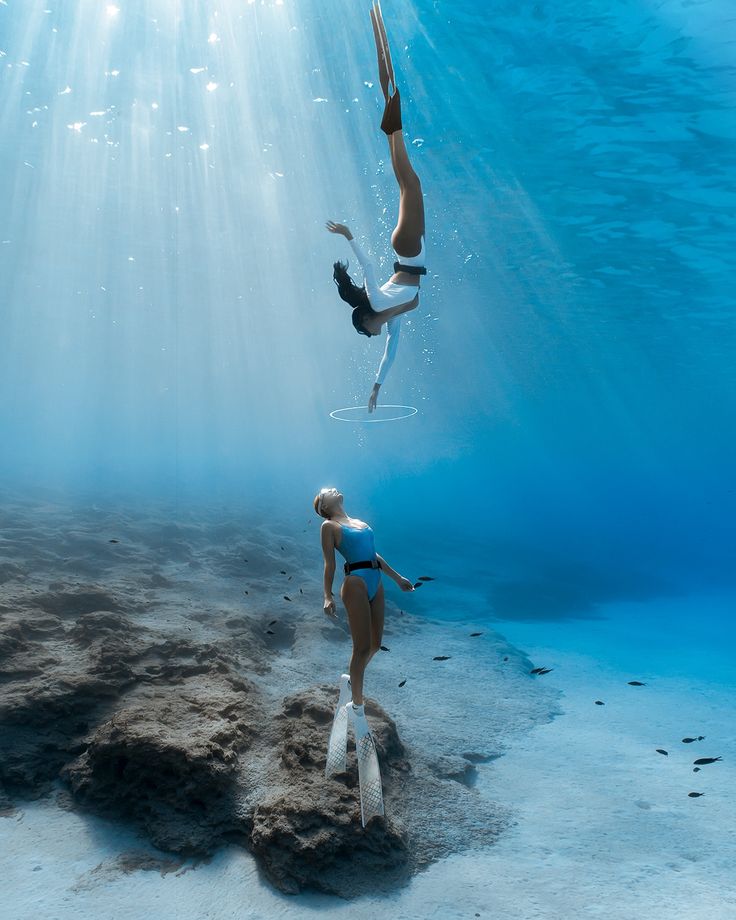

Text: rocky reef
xmin=0 ymin=502 xmax=551 ymax=897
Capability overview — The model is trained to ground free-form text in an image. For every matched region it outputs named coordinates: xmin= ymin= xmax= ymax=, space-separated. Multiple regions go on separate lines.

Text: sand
xmin=1 ymin=495 xmax=734 ymax=918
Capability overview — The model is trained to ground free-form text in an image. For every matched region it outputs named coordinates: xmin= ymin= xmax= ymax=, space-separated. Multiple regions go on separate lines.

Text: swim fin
xmin=349 ymin=701 xmax=385 ymax=827
xmin=325 ymin=673 xmax=352 ymax=776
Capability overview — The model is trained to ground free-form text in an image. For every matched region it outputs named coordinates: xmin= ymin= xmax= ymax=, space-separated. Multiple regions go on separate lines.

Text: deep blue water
xmin=1 ymin=1 xmax=734 ymax=655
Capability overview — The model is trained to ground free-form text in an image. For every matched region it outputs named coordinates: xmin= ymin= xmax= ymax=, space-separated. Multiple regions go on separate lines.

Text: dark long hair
xmin=333 ymin=260 xmax=370 ymax=311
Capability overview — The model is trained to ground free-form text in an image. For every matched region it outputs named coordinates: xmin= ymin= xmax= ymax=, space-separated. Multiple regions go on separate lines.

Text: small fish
xmin=656 ymin=749 xmax=668 ymax=756
xmin=628 ymin=681 xmax=646 ymax=686
xmin=537 ymin=668 xmax=553 ymax=675
xmin=243 ymin=559 xmax=248 ymax=562
xmin=688 ymin=792 xmax=705 ymax=798
xmin=283 ymin=596 xmax=291 ymax=602
xmin=398 ymin=679 xmax=406 ymax=687
xmin=299 ymin=588 xmax=303 ymax=594
xmin=682 ymin=736 xmax=705 ymax=743
xmin=380 ymin=645 xmax=390 ymax=652
xmin=413 ymin=582 xmax=423 ymax=589
xmin=530 ymin=667 xmax=544 ymax=674
xmin=268 ymin=620 xmax=277 ymax=626
xmin=280 ymin=570 xmax=286 ymax=575
xmin=503 ymin=656 xmax=508 ymax=661
xmin=108 ymin=539 xmax=119 ymax=543
xmin=243 ymin=590 xmax=249 ymax=595
xmin=594 ymin=700 xmax=605 ymax=705
xmin=433 ymin=655 xmax=451 ymax=661
xmin=266 ymin=630 xmax=274 ymax=635
xmin=470 ymin=632 xmax=482 ymax=637
xmin=288 ymin=576 xmax=292 ymax=580
xmin=693 ymin=767 xmax=701 ymax=773
xmin=693 ymin=757 xmax=722 ymax=766
xmin=281 ymin=545 xmax=285 ymax=551
xmin=418 ymin=576 xmax=435 ymax=582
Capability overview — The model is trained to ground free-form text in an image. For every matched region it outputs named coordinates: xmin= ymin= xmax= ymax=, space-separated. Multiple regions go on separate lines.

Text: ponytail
xmin=333 ymin=261 xmax=370 ymax=310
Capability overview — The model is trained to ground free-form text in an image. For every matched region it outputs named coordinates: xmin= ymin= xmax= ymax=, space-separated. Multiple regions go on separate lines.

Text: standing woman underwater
xmin=326 ymin=1 xmax=427 ymax=413
xmin=315 ymin=486 xmax=414 ymax=825
xmin=315 ymin=486 xmax=414 ymax=709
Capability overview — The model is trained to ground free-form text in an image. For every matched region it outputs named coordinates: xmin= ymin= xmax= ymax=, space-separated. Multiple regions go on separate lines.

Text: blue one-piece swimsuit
xmin=337 ymin=523 xmax=381 ymax=600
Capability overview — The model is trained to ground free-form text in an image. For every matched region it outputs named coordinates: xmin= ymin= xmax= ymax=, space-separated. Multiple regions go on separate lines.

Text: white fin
xmin=350 ymin=703 xmax=385 ymax=826
xmin=325 ymin=675 xmax=351 ymax=776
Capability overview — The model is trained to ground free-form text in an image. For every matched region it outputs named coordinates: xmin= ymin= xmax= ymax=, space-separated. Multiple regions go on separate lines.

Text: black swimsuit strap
xmin=393 ymin=262 xmax=427 ymax=276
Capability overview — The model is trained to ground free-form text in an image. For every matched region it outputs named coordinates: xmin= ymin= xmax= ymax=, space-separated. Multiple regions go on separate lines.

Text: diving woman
xmin=326 ymin=1 xmax=426 ymax=413
xmin=315 ymin=486 xmax=414 ymax=709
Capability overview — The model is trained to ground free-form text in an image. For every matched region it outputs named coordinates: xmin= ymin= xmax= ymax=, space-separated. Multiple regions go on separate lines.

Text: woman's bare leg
xmin=342 ymin=577 xmax=373 ymax=706
xmin=370 ymin=3 xmax=424 ymax=256
xmin=390 ymin=132 xmax=425 ymax=255
xmin=367 ymin=583 xmax=385 ymax=658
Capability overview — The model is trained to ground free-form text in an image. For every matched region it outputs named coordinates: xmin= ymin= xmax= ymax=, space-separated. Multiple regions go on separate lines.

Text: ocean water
xmin=1 ymin=1 xmax=735 ymax=917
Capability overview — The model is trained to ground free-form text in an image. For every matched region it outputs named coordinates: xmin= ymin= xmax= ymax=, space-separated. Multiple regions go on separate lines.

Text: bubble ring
xmin=329 ymin=404 xmax=418 ymax=423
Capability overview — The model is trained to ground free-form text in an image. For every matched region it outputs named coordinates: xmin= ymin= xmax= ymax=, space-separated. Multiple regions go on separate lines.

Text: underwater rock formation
xmin=63 ymin=677 xmax=257 ymax=854
xmin=0 ymin=505 xmax=542 ymax=898
xmin=0 ymin=570 xmax=512 ymax=898
xmin=251 ymin=687 xmax=411 ymax=896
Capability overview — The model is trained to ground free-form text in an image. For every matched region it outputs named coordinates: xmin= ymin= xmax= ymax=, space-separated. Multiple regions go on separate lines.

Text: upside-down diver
xmin=327 ymin=0 xmax=427 ymax=413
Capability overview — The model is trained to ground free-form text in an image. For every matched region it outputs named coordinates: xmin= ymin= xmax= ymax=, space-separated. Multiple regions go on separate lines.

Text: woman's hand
xmin=324 ymin=596 xmax=338 ymax=620
xmin=368 ymin=383 xmax=380 ymax=414
xmin=397 ymin=576 xmax=414 ymax=592
xmin=325 ymin=220 xmax=353 ymax=240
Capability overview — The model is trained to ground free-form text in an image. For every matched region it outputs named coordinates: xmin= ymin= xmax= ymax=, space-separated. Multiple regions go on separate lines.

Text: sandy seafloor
xmin=1 ymin=497 xmax=734 ymax=920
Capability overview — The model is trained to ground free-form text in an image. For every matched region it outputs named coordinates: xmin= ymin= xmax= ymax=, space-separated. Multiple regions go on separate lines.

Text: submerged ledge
xmin=0 ymin=498 xmax=559 ymax=898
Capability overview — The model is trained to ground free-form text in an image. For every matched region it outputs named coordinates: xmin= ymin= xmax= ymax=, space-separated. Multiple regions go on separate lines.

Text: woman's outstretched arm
xmin=375 ymin=316 xmax=400 ymax=386
xmin=376 ymin=553 xmax=414 ymax=592
xmin=326 ymin=221 xmax=380 ymax=301
xmin=346 ymin=237 xmax=380 ymax=300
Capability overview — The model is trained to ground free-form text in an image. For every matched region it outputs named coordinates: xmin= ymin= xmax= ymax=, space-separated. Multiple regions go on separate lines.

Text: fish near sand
xmin=688 ymin=792 xmax=705 ymax=798
xmin=433 ymin=655 xmax=451 ymax=661
xmin=682 ymin=736 xmax=705 ymax=743
xmin=693 ymin=757 xmax=722 ymax=766
xmin=628 ymin=681 xmax=646 ymax=686
xmin=656 ymin=749 xmax=668 ymax=756
xmin=398 ymin=679 xmax=406 ymax=687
